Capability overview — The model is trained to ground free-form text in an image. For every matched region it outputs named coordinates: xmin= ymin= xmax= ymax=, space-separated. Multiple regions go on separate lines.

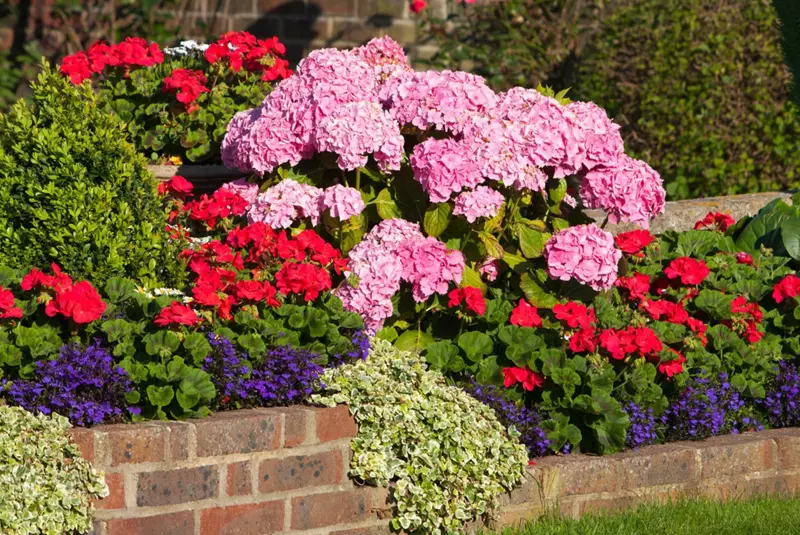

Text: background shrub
xmin=0 ymin=63 xmax=186 ymax=288
xmin=0 ymin=406 xmax=108 ymax=534
xmin=574 ymin=0 xmax=800 ymax=199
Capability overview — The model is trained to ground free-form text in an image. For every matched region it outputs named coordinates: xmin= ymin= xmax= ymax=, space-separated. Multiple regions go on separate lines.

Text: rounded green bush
xmin=0 ymin=405 xmax=108 ymax=535
xmin=575 ymin=0 xmax=800 ymax=199
xmin=0 ymin=62 xmax=186 ymax=288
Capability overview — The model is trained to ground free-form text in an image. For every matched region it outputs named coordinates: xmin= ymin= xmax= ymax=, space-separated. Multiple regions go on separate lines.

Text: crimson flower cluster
xmin=21 ymin=264 xmax=106 ymax=324
xmin=204 ymin=32 xmax=292 ymax=81
xmin=693 ymin=211 xmax=735 ymax=232
xmin=447 ymin=286 xmax=486 ymax=316
xmin=61 ymin=37 xmax=164 ymax=83
xmin=163 ymin=69 xmax=209 ymax=112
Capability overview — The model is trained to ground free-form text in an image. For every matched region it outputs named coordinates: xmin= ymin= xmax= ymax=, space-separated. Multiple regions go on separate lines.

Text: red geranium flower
xmin=773 ymin=274 xmax=800 ymax=304
xmin=275 ymin=262 xmax=332 ymax=302
xmin=45 ymin=281 xmax=106 ymax=324
xmin=502 ymin=366 xmax=545 ymax=391
xmin=734 ymin=252 xmax=753 ymax=266
xmin=447 ymin=287 xmax=486 ymax=316
xmin=510 ymin=299 xmax=542 ymax=327
xmin=193 ymin=283 xmax=223 ymax=307
xmin=277 ymin=232 xmax=306 ymax=262
xmin=0 ymin=288 xmax=23 ymax=320
xmin=694 ymin=211 xmax=735 ymax=232
xmin=158 ymin=175 xmax=194 ymax=199
xmin=615 ymin=273 xmax=650 ymax=301
xmin=410 ymin=0 xmax=427 ymax=13
xmin=231 ymin=280 xmax=265 ymax=302
xmin=686 ymin=317 xmax=708 ymax=345
xmin=163 ymin=68 xmax=210 ymax=108
xmin=642 ymin=299 xmax=688 ymax=324
xmin=744 ymin=321 xmax=763 ymax=343
xmin=154 ymin=302 xmax=199 ymax=327
xmin=599 ymin=328 xmax=635 ymax=360
xmin=632 ymin=326 xmax=663 ymax=357
xmin=21 ymin=264 xmax=72 ymax=293
xmin=263 ymin=281 xmax=281 ymax=308
xmin=664 ymin=257 xmax=710 ymax=285
xmin=569 ymin=328 xmax=597 ymax=353
xmin=614 ymin=229 xmax=655 ymax=255
xmin=657 ymin=348 xmax=686 ymax=378
xmin=552 ymin=302 xmax=595 ymax=330
xmin=60 ymin=52 xmax=92 ymax=84
xmin=731 ymin=296 xmax=763 ymax=322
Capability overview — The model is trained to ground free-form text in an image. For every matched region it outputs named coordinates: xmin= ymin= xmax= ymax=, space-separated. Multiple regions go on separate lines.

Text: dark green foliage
xmin=0 ymin=62 xmax=187 ymax=288
xmin=773 ymin=0 xmax=800 ymax=107
xmin=575 ymin=0 xmax=800 ymax=199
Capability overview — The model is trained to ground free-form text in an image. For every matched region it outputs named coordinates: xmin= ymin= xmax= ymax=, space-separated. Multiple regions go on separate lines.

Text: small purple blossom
xmin=759 ymin=361 xmax=800 ymax=428
xmin=623 ymin=402 xmax=657 ymax=449
xmin=328 ymin=330 xmax=371 ymax=368
xmin=5 ymin=341 xmax=136 ymax=426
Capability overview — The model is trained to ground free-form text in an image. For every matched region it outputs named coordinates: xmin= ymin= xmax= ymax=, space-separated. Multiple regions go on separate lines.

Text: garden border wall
xmin=70 ymin=407 xmax=800 ymax=535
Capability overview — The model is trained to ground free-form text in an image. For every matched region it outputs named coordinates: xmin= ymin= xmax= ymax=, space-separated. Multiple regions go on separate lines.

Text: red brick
xmin=315 ymin=405 xmax=357 ymax=443
xmin=697 ymin=435 xmax=776 ymax=479
xmin=761 ymin=429 xmax=800 ymax=470
xmin=535 ymin=454 xmax=621 ymax=497
xmin=618 ymin=444 xmax=699 ymax=489
xmin=105 ymin=424 xmax=166 ymax=466
xmin=69 ymin=428 xmax=95 ymax=463
xmin=312 ymin=0 xmax=356 ymax=15
xmin=95 ymin=473 xmax=125 ymax=510
xmin=166 ymin=421 xmax=193 ymax=462
xmin=291 ymin=489 xmax=379 ymax=530
xmin=137 ymin=465 xmax=219 ymax=506
xmin=259 ymin=451 xmax=344 ymax=493
xmin=281 ymin=407 xmax=310 ymax=448
xmin=200 ymin=501 xmax=284 ymax=535
xmin=106 ymin=511 xmax=194 ymax=535
xmin=194 ymin=410 xmax=281 ymax=457
xmin=227 ymin=461 xmax=252 ymax=496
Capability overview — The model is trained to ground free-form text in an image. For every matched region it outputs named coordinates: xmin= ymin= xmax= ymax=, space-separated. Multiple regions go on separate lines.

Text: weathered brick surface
xmin=195 ymin=410 xmax=281 ymax=457
xmin=164 ymin=421 xmax=193 ymax=462
xmin=315 ymin=404 xmax=357 ymax=443
xmin=69 ymin=428 xmax=95 ymax=463
xmin=106 ymin=512 xmax=194 ymax=535
xmin=280 ymin=407 xmax=311 ymax=448
xmin=200 ymin=501 xmax=284 ymax=535
xmin=137 ymin=465 xmax=219 ymax=506
xmin=618 ymin=444 xmax=699 ymax=488
xmin=761 ymin=428 xmax=800 ymax=470
xmin=291 ymin=489 xmax=380 ymax=530
xmin=537 ymin=454 xmax=622 ymax=497
xmin=95 ymin=473 xmax=125 ymax=511
xmin=259 ymin=450 xmax=344 ymax=493
xmin=697 ymin=435 xmax=776 ymax=479
xmin=227 ymin=461 xmax=253 ymax=496
xmin=104 ymin=424 xmax=166 ymax=466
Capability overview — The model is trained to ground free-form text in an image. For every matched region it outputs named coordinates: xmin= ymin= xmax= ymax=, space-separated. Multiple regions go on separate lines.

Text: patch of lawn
xmin=486 ymin=496 xmax=800 ymax=535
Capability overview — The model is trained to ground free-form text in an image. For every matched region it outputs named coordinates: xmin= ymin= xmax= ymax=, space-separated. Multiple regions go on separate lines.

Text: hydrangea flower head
xmin=396 ymin=237 xmax=465 ymax=302
xmin=581 ymin=155 xmax=666 ymax=229
xmin=411 ymin=138 xmax=484 ymax=202
xmin=544 ymin=224 xmax=621 ymax=291
xmin=247 ymin=179 xmax=323 ymax=229
xmin=557 ymin=100 xmax=624 ymax=176
xmin=220 ymin=179 xmax=259 ymax=205
xmin=453 ymin=186 xmax=505 ymax=223
xmin=322 ymin=184 xmax=366 ymax=221
xmin=353 ymin=36 xmax=412 ymax=81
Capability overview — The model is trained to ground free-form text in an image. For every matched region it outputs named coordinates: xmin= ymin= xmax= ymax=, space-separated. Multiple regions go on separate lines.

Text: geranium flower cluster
xmin=20 ymin=264 xmax=106 ymax=324
xmin=335 ymin=219 xmax=464 ymax=331
xmin=204 ymin=32 xmax=292 ymax=81
xmin=163 ymin=68 xmax=209 ymax=111
xmin=61 ymin=37 xmax=164 ymax=83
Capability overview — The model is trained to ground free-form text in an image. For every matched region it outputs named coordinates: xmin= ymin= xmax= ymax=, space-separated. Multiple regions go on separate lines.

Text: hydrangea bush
xmin=59 ymin=32 xmax=291 ymax=163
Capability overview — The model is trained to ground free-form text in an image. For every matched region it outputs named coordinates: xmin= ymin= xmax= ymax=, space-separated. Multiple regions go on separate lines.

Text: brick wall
xmin=70 ymin=406 xmax=800 ymax=535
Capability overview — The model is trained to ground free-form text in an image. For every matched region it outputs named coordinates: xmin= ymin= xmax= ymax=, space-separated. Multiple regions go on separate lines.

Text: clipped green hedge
xmin=0 ymin=62 xmax=186 ymax=288
xmin=0 ymin=406 xmax=108 ymax=535
xmin=575 ymin=0 xmax=800 ymax=199
xmin=312 ymin=339 xmax=527 ymax=535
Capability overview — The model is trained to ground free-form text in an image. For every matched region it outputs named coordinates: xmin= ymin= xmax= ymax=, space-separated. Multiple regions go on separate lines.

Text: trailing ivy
xmin=312 ymin=339 xmax=527 ymax=534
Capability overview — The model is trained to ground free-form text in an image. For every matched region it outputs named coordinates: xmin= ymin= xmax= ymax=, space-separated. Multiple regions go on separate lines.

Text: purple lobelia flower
xmin=202 ymin=333 xmax=252 ymax=406
xmin=5 ymin=341 xmax=137 ymax=426
xmin=759 ymin=361 xmax=800 ymax=428
xmin=623 ymin=402 xmax=657 ymax=449
xmin=462 ymin=377 xmax=550 ymax=458
xmin=328 ymin=329 xmax=371 ymax=368
xmin=661 ymin=372 xmax=761 ymax=441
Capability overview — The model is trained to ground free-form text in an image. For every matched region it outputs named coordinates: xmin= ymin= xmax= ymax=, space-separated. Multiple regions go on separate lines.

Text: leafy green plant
xmin=773 ymin=0 xmax=800 ymax=107
xmin=312 ymin=339 xmax=528 ymax=535
xmin=575 ymin=0 xmax=800 ymax=199
xmin=0 ymin=62 xmax=187 ymax=289
xmin=724 ymin=193 xmax=800 ymax=263
xmin=0 ymin=406 xmax=108 ymax=534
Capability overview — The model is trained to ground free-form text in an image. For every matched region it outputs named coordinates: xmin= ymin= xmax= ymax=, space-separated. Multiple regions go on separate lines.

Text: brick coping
xmin=65 ymin=407 xmax=800 ymax=534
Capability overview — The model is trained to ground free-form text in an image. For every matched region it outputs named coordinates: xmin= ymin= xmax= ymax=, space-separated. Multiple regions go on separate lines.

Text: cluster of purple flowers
xmin=760 ymin=361 xmax=800 ymax=428
xmin=202 ymin=333 xmax=326 ymax=408
xmin=5 ymin=341 xmax=137 ymax=426
xmin=661 ymin=373 xmax=760 ymax=441
xmin=623 ymin=402 xmax=658 ymax=449
xmin=328 ymin=330 xmax=371 ymax=368
xmin=463 ymin=378 xmax=550 ymax=457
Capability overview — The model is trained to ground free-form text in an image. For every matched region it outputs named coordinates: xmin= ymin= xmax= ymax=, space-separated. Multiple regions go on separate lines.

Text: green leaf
xmin=238 ymin=333 xmax=267 ymax=358
xmin=178 ymin=368 xmax=216 ymax=410
xmin=460 ymin=265 xmax=487 ymax=292
xmin=424 ymin=203 xmax=452 ymax=237
xmin=781 ymin=218 xmax=800 ymax=260
xmin=426 ymin=340 xmax=464 ymax=372
xmin=516 ymin=224 xmax=551 ymax=259
xmin=144 ymin=331 xmax=181 ymax=357
xmin=375 ymin=188 xmax=402 ymax=220
xmin=394 ymin=330 xmax=435 ymax=354
xmin=694 ymin=289 xmax=733 ymax=320
xmin=101 ymin=319 xmax=136 ymax=343
xmin=549 ymin=179 xmax=567 ymax=205
xmin=105 ymin=277 xmax=137 ymax=303
xmin=183 ymin=332 xmax=212 ymax=364
xmin=519 ymin=272 xmax=557 ymax=308
xmin=376 ymin=326 xmax=399 ymax=342
xmin=146 ymin=385 xmax=175 ymax=408
xmin=457 ymin=331 xmax=494 ymax=362
xmin=478 ymin=232 xmax=504 ymax=259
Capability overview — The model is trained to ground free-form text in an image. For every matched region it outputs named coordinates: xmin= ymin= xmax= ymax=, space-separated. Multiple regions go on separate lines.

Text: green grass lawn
xmin=486 ymin=496 xmax=800 ymax=535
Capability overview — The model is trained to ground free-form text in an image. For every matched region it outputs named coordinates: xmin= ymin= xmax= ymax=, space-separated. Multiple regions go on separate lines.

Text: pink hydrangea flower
xmin=396 ymin=237 xmax=465 ymax=302
xmin=247 ymin=179 xmax=323 ymax=229
xmin=379 ymin=70 xmax=497 ymax=134
xmin=580 ymin=155 xmax=666 ymax=229
xmin=410 ymin=138 xmax=484 ymax=203
xmin=221 ymin=108 xmax=260 ymax=172
xmin=238 ymin=109 xmax=312 ymax=174
xmin=453 ymin=186 xmax=505 ymax=223
xmin=544 ymin=224 xmax=622 ymax=291
xmin=352 ymin=36 xmax=412 ymax=81
xmin=315 ymin=101 xmax=404 ymax=172
xmin=479 ymin=257 xmax=499 ymax=282
xmin=322 ymin=184 xmax=365 ymax=221
xmin=220 ymin=179 xmax=260 ymax=205
xmin=364 ymin=218 xmax=424 ymax=248
xmin=557 ymin=100 xmax=624 ymax=176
